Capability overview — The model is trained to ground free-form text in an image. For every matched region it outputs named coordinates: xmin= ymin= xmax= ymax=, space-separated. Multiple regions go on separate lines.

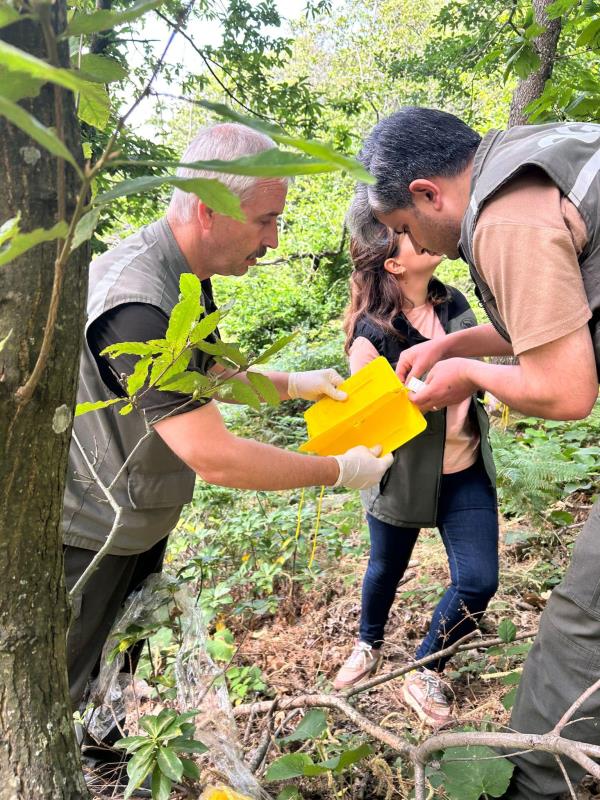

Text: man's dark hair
xmin=364 ymin=107 xmax=481 ymax=212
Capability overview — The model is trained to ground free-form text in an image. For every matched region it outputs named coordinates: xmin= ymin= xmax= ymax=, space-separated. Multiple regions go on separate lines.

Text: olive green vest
xmin=460 ymin=122 xmax=600 ymax=373
xmin=62 ymin=218 xmax=201 ymax=555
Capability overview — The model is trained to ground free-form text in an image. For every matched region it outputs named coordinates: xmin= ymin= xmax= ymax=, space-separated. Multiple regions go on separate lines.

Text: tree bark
xmin=0 ymin=8 xmax=89 ymax=800
xmin=508 ymin=0 xmax=562 ymax=126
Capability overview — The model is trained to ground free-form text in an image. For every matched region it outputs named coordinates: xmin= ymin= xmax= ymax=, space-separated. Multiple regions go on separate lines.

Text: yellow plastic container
xmin=299 ymin=356 xmax=427 ymax=457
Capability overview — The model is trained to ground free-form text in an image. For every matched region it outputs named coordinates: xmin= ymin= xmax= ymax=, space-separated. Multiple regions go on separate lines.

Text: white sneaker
xmin=401 ymin=668 xmax=453 ymax=727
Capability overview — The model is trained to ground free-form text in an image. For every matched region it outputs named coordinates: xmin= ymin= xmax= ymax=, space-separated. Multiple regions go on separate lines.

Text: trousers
xmin=503 ymin=500 xmax=600 ymax=799
xmin=64 ymin=538 xmax=167 ymax=709
xmin=359 ymin=460 xmax=499 ymax=670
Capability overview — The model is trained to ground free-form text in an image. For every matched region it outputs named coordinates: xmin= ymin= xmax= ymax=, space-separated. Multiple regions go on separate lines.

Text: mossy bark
xmin=0 ymin=9 xmax=89 ymax=800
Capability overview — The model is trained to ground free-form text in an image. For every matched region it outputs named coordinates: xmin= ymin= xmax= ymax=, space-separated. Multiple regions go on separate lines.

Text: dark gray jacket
xmin=460 ymin=122 xmax=600 ymax=374
xmin=356 ymin=280 xmax=495 ymax=527
xmin=63 ymin=218 xmax=207 ymax=555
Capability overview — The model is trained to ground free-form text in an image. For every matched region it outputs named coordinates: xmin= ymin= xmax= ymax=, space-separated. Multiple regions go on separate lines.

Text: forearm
xmin=196 ymin=433 xmax=339 ymax=489
xmin=442 ymin=324 xmax=514 ymax=359
xmin=464 ymin=359 xmax=594 ymax=420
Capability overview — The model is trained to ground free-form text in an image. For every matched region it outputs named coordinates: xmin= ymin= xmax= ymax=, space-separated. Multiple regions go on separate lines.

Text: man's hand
xmin=395 ymin=338 xmax=446 ymax=384
xmin=332 ymin=445 xmax=394 ymax=490
xmin=411 ymin=358 xmax=478 ymax=413
xmin=287 ymin=368 xmax=347 ymax=401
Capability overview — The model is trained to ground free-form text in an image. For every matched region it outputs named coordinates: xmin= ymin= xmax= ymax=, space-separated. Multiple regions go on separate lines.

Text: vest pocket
xmin=127 ymin=466 xmax=195 ymax=509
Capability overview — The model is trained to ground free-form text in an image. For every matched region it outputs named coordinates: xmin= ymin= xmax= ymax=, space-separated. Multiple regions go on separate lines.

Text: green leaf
xmin=524 ymin=22 xmax=546 ymax=39
xmin=318 ymin=742 xmax=372 ymax=773
xmin=0 ymin=220 xmax=69 ymax=267
xmin=95 ymin=176 xmax=244 ymax=220
xmin=179 ymin=272 xmax=201 ymax=299
xmin=0 ymin=215 xmax=19 ymax=246
xmin=75 ymin=397 xmax=125 ymax=417
xmin=228 ymin=379 xmax=261 ymax=410
xmin=199 ymin=101 xmax=373 ymax=183
xmin=501 ymin=686 xmax=518 ymax=711
xmin=119 ymin=403 xmax=134 ymax=415
xmin=101 ymin=340 xmax=164 ymax=358
xmin=546 ymin=0 xmax=579 ymax=18
xmin=166 ymin=292 xmax=201 ymax=346
xmin=0 ymin=40 xmax=106 ymax=97
xmin=195 ymin=339 xmax=247 ymax=367
xmin=0 ymin=328 xmax=12 ymax=353
xmin=151 ymin=766 xmax=172 ymax=800
xmin=124 ymin=749 xmax=156 ymax=799
xmin=247 ymin=371 xmax=281 ymax=407
xmin=265 ymin=753 xmax=317 ymax=782
xmin=277 ymin=789 xmax=302 ymax=800
xmin=158 ymin=371 xmax=212 ymax=396
xmin=206 ymin=629 xmax=236 ymax=662
xmin=127 ymin=148 xmax=350 ymax=177
xmin=190 ymin=310 xmax=221 ymax=344
xmin=70 ymin=208 xmax=100 ymax=252
xmin=252 ymin=332 xmax=298 ymax=364
xmin=78 ymin=81 xmax=110 ymax=130
xmin=0 ymin=67 xmax=43 ymax=102
xmin=149 ymin=350 xmax=192 ymax=388
xmin=78 ymin=54 xmax=128 ymax=83
xmin=0 ymin=6 xmax=23 ymax=29
xmin=279 ymin=709 xmax=327 ymax=743
xmin=498 ymin=619 xmax=517 ymax=644
xmin=168 ymin=736 xmax=208 ymax=755
xmin=64 ymin=0 xmax=167 ymax=37
xmin=439 ymin=746 xmax=514 ymax=800
xmin=156 ymin=747 xmax=184 ymax=782
xmin=180 ymin=757 xmax=200 ymax=780
xmin=576 ymin=18 xmax=600 ymax=48
xmin=114 ymin=735 xmax=151 ymax=752
xmin=0 ymin=89 xmax=82 ymax=168
xmin=126 ymin=356 xmax=151 ymax=395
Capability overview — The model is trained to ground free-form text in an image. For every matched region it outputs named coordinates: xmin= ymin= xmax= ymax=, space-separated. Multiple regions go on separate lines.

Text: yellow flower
xmin=241 ymin=553 xmax=250 ymax=563
xmin=201 ymin=786 xmax=253 ymax=800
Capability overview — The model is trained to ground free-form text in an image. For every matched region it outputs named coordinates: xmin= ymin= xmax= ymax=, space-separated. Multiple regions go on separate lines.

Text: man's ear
xmin=408 ymin=179 xmax=443 ymax=211
xmin=196 ymin=201 xmax=214 ymax=231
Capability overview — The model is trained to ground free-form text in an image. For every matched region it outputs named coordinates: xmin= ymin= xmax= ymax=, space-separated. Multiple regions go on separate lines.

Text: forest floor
xmin=86 ymin=493 xmax=600 ymax=799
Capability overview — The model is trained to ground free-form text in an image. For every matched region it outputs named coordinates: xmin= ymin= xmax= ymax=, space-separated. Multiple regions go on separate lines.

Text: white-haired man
xmin=63 ymin=123 xmax=392 ymax=782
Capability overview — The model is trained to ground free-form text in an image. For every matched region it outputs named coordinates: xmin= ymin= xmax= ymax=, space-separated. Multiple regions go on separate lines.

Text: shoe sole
xmin=400 ymin=683 xmax=453 ymax=728
xmin=332 ymin=657 xmax=382 ymax=690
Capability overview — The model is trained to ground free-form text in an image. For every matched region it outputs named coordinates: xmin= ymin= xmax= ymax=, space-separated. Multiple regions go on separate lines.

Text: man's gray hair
xmin=167 ymin=122 xmax=281 ymax=224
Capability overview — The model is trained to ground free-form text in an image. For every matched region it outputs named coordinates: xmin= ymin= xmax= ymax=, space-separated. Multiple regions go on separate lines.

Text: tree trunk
xmin=0 ymin=8 xmax=89 ymax=800
xmin=508 ymin=0 xmax=562 ymax=126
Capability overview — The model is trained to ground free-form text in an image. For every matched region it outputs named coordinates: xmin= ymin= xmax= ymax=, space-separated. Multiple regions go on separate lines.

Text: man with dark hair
xmin=358 ymin=107 xmax=600 ymax=800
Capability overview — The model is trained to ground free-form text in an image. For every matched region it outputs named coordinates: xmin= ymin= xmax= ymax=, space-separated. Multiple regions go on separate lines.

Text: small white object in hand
xmin=407 ymin=377 xmax=425 ymax=393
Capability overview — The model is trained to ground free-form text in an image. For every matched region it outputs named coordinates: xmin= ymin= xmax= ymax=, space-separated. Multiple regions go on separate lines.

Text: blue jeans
xmin=359 ymin=460 xmax=499 ymax=671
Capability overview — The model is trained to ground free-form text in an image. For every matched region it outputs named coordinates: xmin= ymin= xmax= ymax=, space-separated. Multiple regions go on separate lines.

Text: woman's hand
xmin=395 ymin=338 xmax=447 ymax=384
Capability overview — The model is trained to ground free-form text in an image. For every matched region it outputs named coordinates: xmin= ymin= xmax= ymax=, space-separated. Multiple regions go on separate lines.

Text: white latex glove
xmin=287 ymin=368 xmax=347 ymax=401
xmin=332 ymin=445 xmax=394 ymax=490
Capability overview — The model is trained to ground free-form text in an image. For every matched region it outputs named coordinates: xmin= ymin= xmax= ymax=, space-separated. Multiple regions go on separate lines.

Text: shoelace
xmin=419 ymin=671 xmax=448 ymax=705
xmin=347 ymin=641 xmax=374 ymax=668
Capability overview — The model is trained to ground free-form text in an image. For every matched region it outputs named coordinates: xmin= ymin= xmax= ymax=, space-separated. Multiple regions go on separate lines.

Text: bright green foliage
xmin=115 ymin=708 xmax=207 ymax=800
xmin=434 ymin=745 xmax=514 ymax=800
xmin=226 ymin=664 xmax=267 ymax=703
xmin=265 ymin=742 xmax=372 ymax=782
xmin=64 ymin=0 xmax=167 ymax=37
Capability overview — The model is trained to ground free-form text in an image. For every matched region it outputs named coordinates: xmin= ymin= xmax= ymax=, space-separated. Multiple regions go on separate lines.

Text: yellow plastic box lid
xmin=298 ymin=356 xmax=427 ymax=457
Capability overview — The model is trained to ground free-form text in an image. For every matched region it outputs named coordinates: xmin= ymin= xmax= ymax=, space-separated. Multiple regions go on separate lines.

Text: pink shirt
xmin=349 ymin=304 xmax=480 ymax=474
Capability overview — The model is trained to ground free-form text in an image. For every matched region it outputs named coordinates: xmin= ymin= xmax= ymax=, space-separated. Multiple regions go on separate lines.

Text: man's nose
xmin=263 ymin=221 xmax=279 ymax=250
